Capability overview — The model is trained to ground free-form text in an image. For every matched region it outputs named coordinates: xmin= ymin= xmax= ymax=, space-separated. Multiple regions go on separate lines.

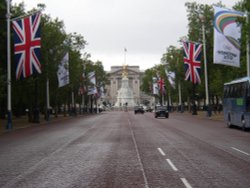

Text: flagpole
xmin=162 ymin=92 xmax=164 ymax=105
xmin=124 ymin=48 xmax=127 ymax=65
xmin=82 ymin=63 xmax=86 ymax=113
xmin=176 ymin=56 xmax=183 ymax=112
xmin=10 ymin=9 xmax=42 ymax=21
xmin=6 ymin=0 xmax=12 ymax=129
xmin=178 ymin=82 xmax=182 ymax=111
xmin=199 ymin=13 xmax=210 ymax=116
xmin=46 ymin=50 xmax=52 ymax=121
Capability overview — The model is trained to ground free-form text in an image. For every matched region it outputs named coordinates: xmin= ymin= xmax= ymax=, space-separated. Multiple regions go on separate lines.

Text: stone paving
xmin=0 ymin=111 xmax=224 ymax=135
xmin=0 ymin=114 xmax=76 ymax=135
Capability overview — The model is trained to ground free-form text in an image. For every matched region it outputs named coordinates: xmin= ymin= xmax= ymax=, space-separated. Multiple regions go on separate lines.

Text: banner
xmin=213 ymin=6 xmax=244 ymax=67
xmin=12 ymin=12 xmax=42 ymax=79
xmin=57 ymin=53 xmax=70 ymax=87
xmin=183 ymin=41 xmax=202 ymax=84
xmin=165 ymin=67 xmax=176 ymax=89
xmin=87 ymin=71 xmax=98 ymax=95
xmin=99 ymin=84 xmax=105 ymax=98
xmin=158 ymin=78 xmax=165 ymax=95
xmin=152 ymin=77 xmax=159 ymax=95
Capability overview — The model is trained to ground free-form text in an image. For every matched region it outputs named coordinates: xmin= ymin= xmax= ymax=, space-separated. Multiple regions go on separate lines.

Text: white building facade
xmin=104 ymin=65 xmax=153 ymax=107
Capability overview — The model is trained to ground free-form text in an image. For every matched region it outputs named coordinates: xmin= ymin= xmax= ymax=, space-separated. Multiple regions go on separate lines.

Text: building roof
xmin=224 ymin=76 xmax=250 ymax=85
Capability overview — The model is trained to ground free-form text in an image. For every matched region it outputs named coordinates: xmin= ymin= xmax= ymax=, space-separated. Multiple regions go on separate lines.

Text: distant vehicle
xmin=223 ymin=77 xmax=250 ymax=131
xmin=134 ymin=106 xmax=144 ymax=114
xmin=145 ymin=106 xmax=153 ymax=112
xmin=155 ymin=106 xmax=169 ymax=118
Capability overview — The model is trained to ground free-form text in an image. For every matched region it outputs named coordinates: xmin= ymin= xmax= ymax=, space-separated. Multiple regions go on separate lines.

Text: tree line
xmin=0 ymin=2 xmax=107 ymax=121
xmin=141 ymin=0 xmax=250 ymax=110
xmin=0 ymin=1 xmax=249 ymax=121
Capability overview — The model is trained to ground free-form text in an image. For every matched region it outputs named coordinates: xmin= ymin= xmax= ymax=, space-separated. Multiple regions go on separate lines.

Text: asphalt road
xmin=0 ymin=111 xmax=250 ymax=188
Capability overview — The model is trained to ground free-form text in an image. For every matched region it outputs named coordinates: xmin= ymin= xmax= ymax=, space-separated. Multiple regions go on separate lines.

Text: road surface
xmin=0 ymin=111 xmax=250 ymax=188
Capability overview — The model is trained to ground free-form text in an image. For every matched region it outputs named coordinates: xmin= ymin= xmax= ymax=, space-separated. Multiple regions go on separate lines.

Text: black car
xmin=154 ymin=106 xmax=169 ymax=118
xmin=134 ymin=106 xmax=144 ymax=114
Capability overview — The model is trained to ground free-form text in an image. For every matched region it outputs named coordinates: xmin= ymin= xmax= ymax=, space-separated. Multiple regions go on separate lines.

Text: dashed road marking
xmin=157 ymin=148 xmax=166 ymax=156
xmin=231 ymin=147 xmax=250 ymax=156
xmin=128 ymin=119 xmax=149 ymax=188
xmin=181 ymin=178 xmax=192 ymax=188
xmin=166 ymin=159 xmax=178 ymax=171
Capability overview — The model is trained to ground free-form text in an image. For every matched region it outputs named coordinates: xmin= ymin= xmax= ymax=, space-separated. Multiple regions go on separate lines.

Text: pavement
xmin=0 ymin=113 xmax=81 ymax=135
xmin=193 ymin=110 xmax=224 ymax=121
xmin=0 ymin=110 xmax=224 ymax=135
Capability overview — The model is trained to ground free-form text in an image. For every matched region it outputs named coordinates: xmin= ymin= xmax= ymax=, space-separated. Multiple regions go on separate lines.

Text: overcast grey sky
xmin=13 ymin=0 xmax=237 ymax=71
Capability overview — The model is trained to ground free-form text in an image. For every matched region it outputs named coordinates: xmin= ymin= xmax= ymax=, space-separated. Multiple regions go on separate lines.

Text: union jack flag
xmin=158 ymin=77 xmax=165 ymax=95
xmin=183 ymin=41 xmax=202 ymax=84
xmin=12 ymin=13 xmax=42 ymax=80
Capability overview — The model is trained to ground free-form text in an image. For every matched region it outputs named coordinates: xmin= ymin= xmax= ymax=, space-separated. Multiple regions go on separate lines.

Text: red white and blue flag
xmin=158 ymin=77 xmax=165 ymax=95
xmin=12 ymin=12 xmax=42 ymax=80
xmin=183 ymin=41 xmax=202 ymax=84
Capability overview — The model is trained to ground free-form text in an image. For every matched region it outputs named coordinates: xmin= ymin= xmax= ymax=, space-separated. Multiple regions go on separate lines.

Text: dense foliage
xmin=141 ymin=0 xmax=250 ymax=108
xmin=0 ymin=0 xmax=249 ymax=119
xmin=0 ymin=2 xmax=107 ymax=119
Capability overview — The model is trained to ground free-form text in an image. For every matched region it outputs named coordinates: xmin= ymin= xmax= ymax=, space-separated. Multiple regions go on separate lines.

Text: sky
xmin=13 ymin=0 xmax=238 ymax=71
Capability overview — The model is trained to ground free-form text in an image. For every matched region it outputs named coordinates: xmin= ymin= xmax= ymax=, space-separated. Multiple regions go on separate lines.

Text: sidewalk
xmin=0 ymin=114 xmax=77 ymax=135
xmin=183 ymin=110 xmax=224 ymax=121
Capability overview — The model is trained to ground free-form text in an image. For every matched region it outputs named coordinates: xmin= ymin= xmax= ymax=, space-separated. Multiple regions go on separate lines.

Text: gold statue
xmin=122 ymin=64 xmax=128 ymax=78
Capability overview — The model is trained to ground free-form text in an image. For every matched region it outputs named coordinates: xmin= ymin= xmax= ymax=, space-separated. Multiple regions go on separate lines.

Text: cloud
xmin=13 ymin=0 xmax=237 ymax=71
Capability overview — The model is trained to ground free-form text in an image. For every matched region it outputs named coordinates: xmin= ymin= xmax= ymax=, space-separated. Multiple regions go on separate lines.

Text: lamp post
xmin=199 ymin=13 xmax=210 ymax=116
xmin=6 ymin=0 xmax=12 ymax=129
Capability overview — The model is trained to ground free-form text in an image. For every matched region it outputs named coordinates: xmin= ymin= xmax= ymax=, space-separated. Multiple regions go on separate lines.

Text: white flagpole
xmin=82 ymin=64 xmax=86 ymax=112
xmin=169 ymin=90 xmax=172 ymax=107
xmin=178 ymin=83 xmax=182 ymax=106
xmin=124 ymin=48 xmax=127 ymax=65
xmin=199 ymin=14 xmax=210 ymax=110
xmin=6 ymin=0 xmax=12 ymax=129
xmin=162 ymin=92 xmax=164 ymax=105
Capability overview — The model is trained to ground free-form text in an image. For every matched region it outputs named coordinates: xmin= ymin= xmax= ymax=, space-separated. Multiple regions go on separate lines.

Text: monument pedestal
xmin=115 ymin=76 xmax=135 ymax=107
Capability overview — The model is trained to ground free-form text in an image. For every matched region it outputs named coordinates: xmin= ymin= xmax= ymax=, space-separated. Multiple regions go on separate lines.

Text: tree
xmin=0 ymin=2 xmax=98 ymax=119
xmin=142 ymin=0 xmax=248 ymax=109
xmin=184 ymin=1 xmax=247 ymax=106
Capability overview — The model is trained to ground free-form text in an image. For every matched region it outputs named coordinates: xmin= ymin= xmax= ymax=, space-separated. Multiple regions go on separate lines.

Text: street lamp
xmin=199 ymin=13 xmax=210 ymax=116
xmin=6 ymin=0 xmax=12 ymax=129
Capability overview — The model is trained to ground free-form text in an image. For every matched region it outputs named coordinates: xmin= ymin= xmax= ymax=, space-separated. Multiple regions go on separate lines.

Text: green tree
xmin=0 ymin=2 xmax=92 ymax=119
xmin=184 ymin=1 xmax=247 ymax=106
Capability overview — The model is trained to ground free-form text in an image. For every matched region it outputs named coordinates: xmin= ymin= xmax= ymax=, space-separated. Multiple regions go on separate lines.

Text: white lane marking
xmin=166 ymin=159 xmax=178 ymax=171
xmin=157 ymin=148 xmax=166 ymax=156
xmin=231 ymin=147 xmax=250 ymax=156
xmin=128 ymin=119 xmax=149 ymax=188
xmin=181 ymin=178 xmax=193 ymax=188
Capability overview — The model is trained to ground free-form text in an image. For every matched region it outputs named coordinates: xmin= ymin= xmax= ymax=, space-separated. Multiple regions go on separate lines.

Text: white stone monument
xmin=115 ymin=65 xmax=135 ymax=107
